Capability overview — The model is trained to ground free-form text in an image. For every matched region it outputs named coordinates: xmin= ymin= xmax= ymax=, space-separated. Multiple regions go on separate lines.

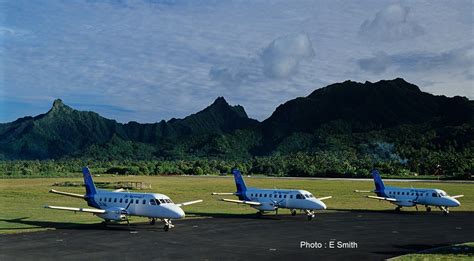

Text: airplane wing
xmin=451 ymin=195 xmax=464 ymax=199
xmin=211 ymin=192 xmax=238 ymax=195
xmin=44 ymin=205 xmax=105 ymax=214
xmin=366 ymin=195 xmax=398 ymax=202
xmin=318 ymin=196 xmax=332 ymax=201
xmin=220 ymin=198 xmax=261 ymax=206
xmin=175 ymin=200 xmax=203 ymax=207
xmin=49 ymin=189 xmax=85 ymax=199
xmin=113 ymin=188 xmax=125 ymax=192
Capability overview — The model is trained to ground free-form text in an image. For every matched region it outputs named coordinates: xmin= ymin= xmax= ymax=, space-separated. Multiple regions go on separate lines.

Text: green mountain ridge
xmin=1 ymin=79 xmax=473 ymax=171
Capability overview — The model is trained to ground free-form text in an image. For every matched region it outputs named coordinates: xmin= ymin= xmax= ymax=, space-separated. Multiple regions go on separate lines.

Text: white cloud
xmin=1 ymin=1 xmax=472 ymax=122
xmin=261 ymin=33 xmax=315 ymax=79
xmin=359 ymin=4 xmax=424 ymax=42
xmin=358 ymin=45 xmax=474 ymax=76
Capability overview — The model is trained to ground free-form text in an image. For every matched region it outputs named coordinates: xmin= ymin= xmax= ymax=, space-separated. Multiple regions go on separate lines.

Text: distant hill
xmin=0 ymin=78 xmax=472 ymax=162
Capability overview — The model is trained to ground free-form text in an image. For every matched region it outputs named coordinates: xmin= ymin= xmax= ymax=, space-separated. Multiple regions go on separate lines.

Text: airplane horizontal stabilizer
xmin=49 ymin=189 xmax=85 ymax=199
xmin=176 ymin=200 xmax=203 ymax=207
xmin=354 ymin=190 xmax=373 ymax=193
xmin=44 ymin=205 xmax=105 ymax=214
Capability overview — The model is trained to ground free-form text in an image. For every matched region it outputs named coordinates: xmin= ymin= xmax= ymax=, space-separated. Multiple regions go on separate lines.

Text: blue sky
xmin=1 ymin=0 xmax=473 ymax=123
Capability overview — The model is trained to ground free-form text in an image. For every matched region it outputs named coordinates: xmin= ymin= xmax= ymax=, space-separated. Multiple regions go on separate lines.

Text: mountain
xmin=0 ymin=97 xmax=258 ymax=159
xmin=259 ymin=78 xmax=473 ymax=152
xmin=0 ymin=78 xmax=472 ymax=161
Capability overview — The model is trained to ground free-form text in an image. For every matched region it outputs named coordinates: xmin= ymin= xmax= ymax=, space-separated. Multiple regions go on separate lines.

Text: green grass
xmin=391 ymin=242 xmax=474 ymax=260
xmin=1 ymin=175 xmax=473 ymax=234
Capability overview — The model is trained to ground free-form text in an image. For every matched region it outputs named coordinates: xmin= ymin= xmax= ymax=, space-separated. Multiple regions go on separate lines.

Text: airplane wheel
xmin=256 ymin=211 xmax=263 ymax=218
xmin=150 ymin=218 xmax=156 ymax=225
xmin=307 ymin=215 xmax=314 ymax=221
xmin=426 ymin=207 xmax=431 ymax=212
xmin=395 ymin=207 xmax=401 ymax=212
xmin=164 ymin=225 xmax=170 ymax=232
xmin=291 ymin=210 xmax=297 ymax=216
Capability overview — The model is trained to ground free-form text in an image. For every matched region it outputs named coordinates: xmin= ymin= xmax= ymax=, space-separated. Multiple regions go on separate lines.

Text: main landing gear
xmin=425 ymin=206 xmax=432 ymax=212
xmin=256 ymin=211 xmax=263 ymax=218
xmin=305 ymin=210 xmax=315 ymax=221
xmin=395 ymin=206 xmax=402 ymax=212
xmin=291 ymin=209 xmax=297 ymax=216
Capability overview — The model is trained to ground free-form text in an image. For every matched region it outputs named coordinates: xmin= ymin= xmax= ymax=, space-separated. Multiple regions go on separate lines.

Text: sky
xmin=0 ymin=0 xmax=473 ymax=123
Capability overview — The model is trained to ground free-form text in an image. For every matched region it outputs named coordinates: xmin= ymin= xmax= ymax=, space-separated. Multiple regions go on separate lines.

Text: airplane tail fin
xmin=232 ymin=169 xmax=247 ymax=199
xmin=82 ymin=167 xmax=97 ymax=197
xmin=371 ymin=169 xmax=385 ymax=196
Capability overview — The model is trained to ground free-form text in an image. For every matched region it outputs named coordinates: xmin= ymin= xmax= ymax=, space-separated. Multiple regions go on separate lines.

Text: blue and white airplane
xmin=212 ymin=169 xmax=331 ymax=220
xmin=45 ymin=167 xmax=202 ymax=231
xmin=357 ymin=170 xmax=463 ymax=214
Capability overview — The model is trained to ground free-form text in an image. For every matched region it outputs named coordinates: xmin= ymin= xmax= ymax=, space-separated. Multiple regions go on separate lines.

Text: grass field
xmin=391 ymin=242 xmax=474 ymax=260
xmin=1 ymin=175 xmax=473 ymax=234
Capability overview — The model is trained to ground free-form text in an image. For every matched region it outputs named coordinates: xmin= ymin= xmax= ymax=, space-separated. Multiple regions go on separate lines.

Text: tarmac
xmin=1 ymin=210 xmax=473 ymax=261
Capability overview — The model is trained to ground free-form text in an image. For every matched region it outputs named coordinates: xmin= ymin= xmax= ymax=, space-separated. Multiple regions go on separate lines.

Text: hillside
xmin=1 ymin=79 xmax=473 ymax=175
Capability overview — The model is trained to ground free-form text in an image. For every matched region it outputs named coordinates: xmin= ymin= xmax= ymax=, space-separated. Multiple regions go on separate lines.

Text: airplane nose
xmin=314 ymin=200 xmax=326 ymax=210
xmin=172 ymin=206 xmax=185 ymax=219
xmin=452 ymin=198 xmax=461 ymax=207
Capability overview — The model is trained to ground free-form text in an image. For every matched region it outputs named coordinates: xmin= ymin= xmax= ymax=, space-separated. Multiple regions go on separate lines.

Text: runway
xmin=1 ymin=210 xmax=473 ymax=260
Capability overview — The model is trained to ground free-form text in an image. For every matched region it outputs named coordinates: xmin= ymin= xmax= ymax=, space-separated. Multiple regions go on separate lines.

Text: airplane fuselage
xmin=242 ymin=188 xmax=326 ymax=211
xmin=379 ymin=186 xmax=461 ymax=208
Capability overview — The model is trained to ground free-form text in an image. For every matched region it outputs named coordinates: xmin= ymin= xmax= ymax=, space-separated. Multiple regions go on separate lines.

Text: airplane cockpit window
xmin=296 ymin=194 xmax=302 ymax=199
xmin=150 ymin=199 xmax=156 ymax=205
xmin=159 ymin=199 xmax=165 ymax=204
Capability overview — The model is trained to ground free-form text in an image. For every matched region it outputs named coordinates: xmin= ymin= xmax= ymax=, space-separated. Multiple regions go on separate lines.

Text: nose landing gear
xmin=161 ymin=219 xmax=174 ymax=231
xmin=305 ymin=210 xmax=315 ymax=221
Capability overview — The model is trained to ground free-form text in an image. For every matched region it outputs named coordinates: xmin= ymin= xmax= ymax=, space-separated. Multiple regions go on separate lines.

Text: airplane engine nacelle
xmin=255 ymin=202 xmax=276 ymax=211
xmin=97 ymin=207 xmax=128 ymax=221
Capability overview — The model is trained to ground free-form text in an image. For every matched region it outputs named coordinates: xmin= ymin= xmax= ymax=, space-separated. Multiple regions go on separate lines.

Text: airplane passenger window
xmin=284 ymin=195 xmax=287 ymax=198
xmin=264 ymin=194 xmax=267 ymax=197
xmin=108 ymin=198 xmax=112 ymax=202
xmin=119 ymin=199 xmax=123 ymax=203
xmin=432 ymin=193 xmax=436 ymax=197
xmin=125 ymin=199 xmax=129 ymax=203
xmin=114 ymin=198 xmax=117 ymax=202
xmin=142 ymin=199 xmax=146 ymax=204
xmin=135 ymin=199 xmax=139 ymax=204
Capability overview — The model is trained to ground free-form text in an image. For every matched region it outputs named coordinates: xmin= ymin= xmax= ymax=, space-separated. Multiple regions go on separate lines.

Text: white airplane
xmin=212 ymin=169 xmax=331 ymax=220
xmin=45 ymin=167 xmax=202 ymax=231
xmin=356 ymin=169 xmax=463 ymax=214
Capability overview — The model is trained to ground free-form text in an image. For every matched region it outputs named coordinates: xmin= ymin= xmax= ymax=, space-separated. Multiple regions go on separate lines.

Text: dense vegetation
xmin=1 ymin=78 xmax=472 ymax=178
